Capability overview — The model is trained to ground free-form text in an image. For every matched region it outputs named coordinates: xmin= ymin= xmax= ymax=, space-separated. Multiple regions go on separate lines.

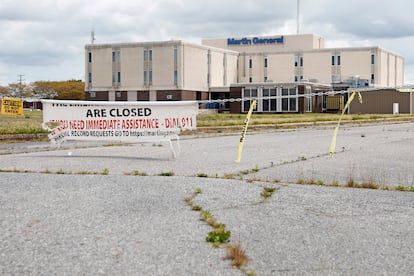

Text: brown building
xmin=349 ymin=88 xmax=413 ymax=114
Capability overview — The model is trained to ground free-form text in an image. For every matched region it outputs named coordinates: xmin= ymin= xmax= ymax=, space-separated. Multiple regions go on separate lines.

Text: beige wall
xmin=152 ymin=44 xmax=175 ymax=89
xmin=89 ymin=48 xmax=112 ymax=88
xmin=340 ymin=49 xmax=372 ymax=82
xmin=182 ymin=44 xmax=209 ymax=91
xmin=209 ymin=50 xmax=225 ymax=87
xmin=266 ymin=53 xmax=296 ymax=83
xmin=303 ymin=51 xmax=332 ymax=83
xmin=120 ymin=47 xmax=142 ymax=88
xmin=226 ymin=52 xmax=239 ymax=85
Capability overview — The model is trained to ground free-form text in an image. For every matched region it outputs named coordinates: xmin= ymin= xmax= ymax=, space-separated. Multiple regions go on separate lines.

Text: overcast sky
xmin=1 ymin=0 xmax=414 ymax=86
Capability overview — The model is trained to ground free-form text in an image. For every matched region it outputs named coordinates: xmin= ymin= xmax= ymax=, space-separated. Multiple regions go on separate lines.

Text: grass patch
xmin=191 ymin=205 xmax=202 ymax=211
xmin=158 ymin=171 xmax=175 ymax=176
xmin=206 ymin=225 xmax=231 ymax=245
xmin=223 ymin=173 xmax=235 ymax=179
xmin=297 ymin=178 xmax=305 ymax=184
xmin=252 ymin=165 xmax=259 ymax=173
xmin=395 ymin=185 xmax=414 ymax=192
xmin=0 ymin=110 xmax=45 ymax=135
xmin=224 ymin=243 xmax=250 ymax=271
xmin=196 ymin=173 xmax=208 ymax=177
xmin=260 ymin=186 xmax=279 ymax=201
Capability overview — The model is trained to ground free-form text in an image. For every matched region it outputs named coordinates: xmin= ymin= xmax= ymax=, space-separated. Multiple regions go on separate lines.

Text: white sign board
xmin=41 ymin=99 xmax=198 ymax=144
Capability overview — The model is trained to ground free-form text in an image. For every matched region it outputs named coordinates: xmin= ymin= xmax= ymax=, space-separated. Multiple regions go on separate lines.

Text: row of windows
xmin=248 ymin=74 xmax=375 ymax=85
xmin=88 ymin=48 xmax=179 ymax=86
xmin=246 ymin=54 xmax=377 ymax=69
xmin=242 ymin=88 xmax=298 ymax=112
xmin=87 ymin=48 xmax=154 ymax=63
xmin=88 ymin=70 xmax=178 ymax=85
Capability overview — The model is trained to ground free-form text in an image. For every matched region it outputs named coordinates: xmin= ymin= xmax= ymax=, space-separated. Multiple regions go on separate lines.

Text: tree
xmin=32 ymin=80 xmax=85 ymax=100
xmin=4 ymin=83 xmax=32 ymax=98
xmin=0 ymin=85 xmax=8 ymax=97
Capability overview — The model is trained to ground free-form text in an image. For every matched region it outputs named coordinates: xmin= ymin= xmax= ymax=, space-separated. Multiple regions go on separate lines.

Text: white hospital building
xmin=85 ymin=33 xmax=406 ymax=113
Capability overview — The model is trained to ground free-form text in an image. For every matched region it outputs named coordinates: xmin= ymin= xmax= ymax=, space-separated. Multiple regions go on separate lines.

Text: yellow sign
xmin=236 ymin=99 xmax=257 ymax=163
xmin=0 ymin=98 xmax=24 ymax=116
xmin=329 ymin=90 xmax=362 ymax=158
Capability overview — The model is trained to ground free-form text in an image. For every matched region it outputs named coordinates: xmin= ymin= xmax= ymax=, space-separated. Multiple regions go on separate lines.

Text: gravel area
xmin=1 ymin=122 xmax=413 ymax=275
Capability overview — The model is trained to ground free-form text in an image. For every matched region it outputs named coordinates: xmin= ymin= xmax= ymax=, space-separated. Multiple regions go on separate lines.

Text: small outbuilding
xmin=348 ymin=88 xmax=413 ymax=114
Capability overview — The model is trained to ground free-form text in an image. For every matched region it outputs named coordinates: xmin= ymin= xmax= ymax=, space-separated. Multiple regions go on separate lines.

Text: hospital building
xmin=85 ymin=34 xmax=413 ymax=114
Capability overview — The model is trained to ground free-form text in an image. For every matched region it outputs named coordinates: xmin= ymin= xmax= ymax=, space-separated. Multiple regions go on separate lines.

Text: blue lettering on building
xmin=227 ymin=38 xmax=252 ymax=45
xmin=227 ymin=36 xmax=284 ymax=45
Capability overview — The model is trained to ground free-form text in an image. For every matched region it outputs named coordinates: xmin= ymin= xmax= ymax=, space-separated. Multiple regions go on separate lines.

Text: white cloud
xmin=1 ymin=0 xmax=414 ymax=85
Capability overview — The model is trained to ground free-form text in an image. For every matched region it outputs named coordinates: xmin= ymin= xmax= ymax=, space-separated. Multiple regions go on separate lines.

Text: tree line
xmin=0 ymin=80 xmax=85 ymax=100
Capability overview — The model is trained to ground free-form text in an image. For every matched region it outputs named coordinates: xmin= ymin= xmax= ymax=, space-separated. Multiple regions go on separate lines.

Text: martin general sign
xmin=227 ymin=36 xmax=284 ymax=45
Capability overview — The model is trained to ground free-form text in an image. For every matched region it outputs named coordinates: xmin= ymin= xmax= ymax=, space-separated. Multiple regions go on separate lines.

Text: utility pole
xmin=297 ymin=0 xmax=300 ymax=34
xmin=18 ymin=74 xmax=25 ymax=97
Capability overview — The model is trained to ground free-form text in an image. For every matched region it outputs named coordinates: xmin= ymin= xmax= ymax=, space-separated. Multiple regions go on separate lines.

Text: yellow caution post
xmin=328 ymin=90 xmax=362 ymax=158
xmin=236 ymin=99 xmax=257 ymax=163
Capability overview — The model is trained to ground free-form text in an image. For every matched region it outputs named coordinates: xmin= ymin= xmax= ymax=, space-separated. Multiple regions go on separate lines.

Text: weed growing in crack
xmin=206 ymin=224 xmax=231 ymax=245
xmin=260 ymin=186 xmax=279 ymax=202
xmin=192 ymin=205 xmax=202 ymax=211
xmin=223 ymin=173 xmax=235 ymax=179
xmin=396 ymin=185 xmax=414 ymax=192
xmin=158 ymin=171 xmax=175 ymax=176
xmin=224 ymin=243 xmax=249 ymax=271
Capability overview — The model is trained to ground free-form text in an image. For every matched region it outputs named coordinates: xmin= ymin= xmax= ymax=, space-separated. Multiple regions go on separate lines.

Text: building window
xmin=331 ymin=55 xmax=335 ymax=66
xmin=371 ymin=54 xmax=375 ymax=65
xmin=112 ymin=50 xmax=120 ymax=62
xmin=264 ymin=58 xmax=268 ymax=68
xmin=144 ymin=71 xmax=147 ymax=83
xmin=337 ymin=55 xmax=341 ymax=66
xmin=243 ymin=88 xmax=258 ymax=112
xmin=262 ymin=88 xmax=276 ymax=112
xmin=295 ymin=56 xmax=298 ymax=67
xmin=371 ymin=74 xmax=375 ymax=83
xmin=249 ymin=77 xmax=252 ymax=83
xmin=300 ymin=57 xmax=303 ymax=67
xmin=249 ymin=59 xmax=252 ymax=69
xmin=112 ymin=72 xmax=116 ymax=83
xmin=117 ymin=71 xmax=121 ymax=83
xmin=149 ymin=49 xmax=152 ymax=61
xmin=264 ymin=76 xmax=268 ymax=82
xmin=88 ymin=73 xmax=92 ymax=84
xmin=295 ymin=76 xmax=298 ymax=82
xmin=173 ymin=48 xmax=178 ymax=64
xmin=174 ymin=70 xmax=178 ymax=85
xmin=88 ymin=52 xmax=92 ymax=63
xmin=149 ymin=70 xmax=153 ymax=83
xmin=282 ymin=88 xmax=297 ymax=112
xmin=144 ymin=49 xmax=147 ymax=61
xmin=305 ymin=87 xmax=312 ymax=112
xmin=289 ymin=88 xmax=297 ymax=111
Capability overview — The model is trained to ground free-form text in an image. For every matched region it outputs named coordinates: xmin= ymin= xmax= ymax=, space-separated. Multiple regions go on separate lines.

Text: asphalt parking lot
xmin=1 ymin=122 xmax=413 ymax=275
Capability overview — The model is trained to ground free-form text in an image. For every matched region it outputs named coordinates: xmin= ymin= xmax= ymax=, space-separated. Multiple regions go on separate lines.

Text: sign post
xmin=0 ymin=98 xmax=24 ymax=116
